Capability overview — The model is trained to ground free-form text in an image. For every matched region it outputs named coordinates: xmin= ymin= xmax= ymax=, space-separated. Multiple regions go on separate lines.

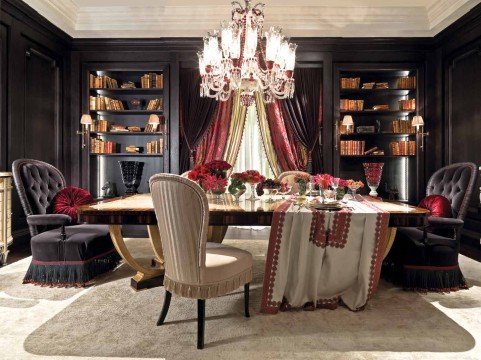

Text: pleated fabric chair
xmin=277 ymin=170 xmax=311 ymax=194
xmin=149 ymin=174 xmax=253 ymax=349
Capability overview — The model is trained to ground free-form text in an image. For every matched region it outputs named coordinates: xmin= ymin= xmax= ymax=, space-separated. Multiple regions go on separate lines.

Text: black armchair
xmin=12 ymin=159 xmax=120 ymax=286
xmin=387 ymin=162 xmax=478 ymax=291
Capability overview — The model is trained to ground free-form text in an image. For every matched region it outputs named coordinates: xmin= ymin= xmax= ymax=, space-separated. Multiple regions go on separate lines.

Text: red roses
xmin=188 ymin=160 xmax=232 ymax=193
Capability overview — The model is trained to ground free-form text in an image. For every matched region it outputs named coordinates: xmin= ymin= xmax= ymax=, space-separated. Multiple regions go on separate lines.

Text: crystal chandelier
xmin=198 ymin=0 xmax=297 ymax=107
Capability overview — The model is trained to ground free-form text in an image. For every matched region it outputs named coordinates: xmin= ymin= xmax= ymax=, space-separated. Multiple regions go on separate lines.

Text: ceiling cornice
xmin=19 ymin=0 xmax=481 ymax=38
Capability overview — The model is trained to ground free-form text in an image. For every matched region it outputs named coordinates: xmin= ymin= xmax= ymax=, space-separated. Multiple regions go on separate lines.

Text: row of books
xmin=399 ymin=99 xmax=416 ymax=111
xmin=392 ymin=119 xmax=416 ymax=134
xmin=90 ymin=139 xmax=118 ymax=154
xmin=390 ymin=141 xmax=416 ymax=155
xmin=146 ymin=99 xmax=163 ymax=110
xmin=396 ymin=76 xmax=416 ymax=89
xmin=89 ymin=75 xmax=119 ymax=89
xmin=141 ymin=73 xmax=163 ymax=89
xmin=340 ymin=141 xmax=365 ymax=155
xmin=340 ymin=99 xmax=364 ymax=111
xmin=89 ymin=96 xmax=125 ymax=111
xmin=340 ymin=77 xmax=361 ymax=89
xmin=91 ymin=120 xmax=109 ymax=132
xmin=146 ymin=139 xmax=164 ymax=154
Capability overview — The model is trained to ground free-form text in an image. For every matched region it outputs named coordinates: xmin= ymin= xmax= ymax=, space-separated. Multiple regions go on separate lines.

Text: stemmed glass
xmin=307 ymin=176 xmax=315 ymax=196
xmin=330 ymin=177 xmax=340 ymax=200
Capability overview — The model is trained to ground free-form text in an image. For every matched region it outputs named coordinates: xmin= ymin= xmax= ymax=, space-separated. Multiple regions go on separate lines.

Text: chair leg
xmin=197 ymin=299 xmax=205 ymax=349
xmin=244 ymin=283 xmax=250 ymax=318
xmin=156 ymin=291 xmax=172 ymax=326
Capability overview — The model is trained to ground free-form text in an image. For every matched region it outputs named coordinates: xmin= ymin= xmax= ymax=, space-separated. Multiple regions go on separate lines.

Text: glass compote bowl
xmin=230 ymin=188 xmax=246 ymax=203
xmin=263 ymin=186 xmax=281 ymax=203
xmin=347 ymin=182 xmax=363 ymax=201
xmin=246 ymin=182 xmax=260 ymax=202
xmin=278 ymin=183 xmax=292 ymax=200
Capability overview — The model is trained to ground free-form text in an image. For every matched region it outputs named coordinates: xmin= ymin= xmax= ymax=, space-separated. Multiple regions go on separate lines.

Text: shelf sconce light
xmin=412 ymin=115 xmax=429 ymax=151
xmin=148 ymin=114 xmax=160 ymax=132
xmin=77 ymin=114 xmax=92 ymax=149
xmin=342 ymin=115 xmax=354 ymax=131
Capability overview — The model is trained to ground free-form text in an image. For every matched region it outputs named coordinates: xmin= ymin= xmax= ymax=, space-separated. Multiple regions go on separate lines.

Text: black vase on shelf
xmin=119 ymin=161 xmax=144 ymax=194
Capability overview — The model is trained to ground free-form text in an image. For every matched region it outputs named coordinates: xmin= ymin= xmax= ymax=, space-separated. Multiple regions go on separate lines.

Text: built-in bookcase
xmin=334 ymin=64 xmax=425 ymax=203
xmin=82 ymin=64 xmax=170 ymax=198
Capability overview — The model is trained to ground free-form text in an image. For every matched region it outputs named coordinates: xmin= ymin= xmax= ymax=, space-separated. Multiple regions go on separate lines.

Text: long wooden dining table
xmin=77 ymin=193 xmax=429 ymax=290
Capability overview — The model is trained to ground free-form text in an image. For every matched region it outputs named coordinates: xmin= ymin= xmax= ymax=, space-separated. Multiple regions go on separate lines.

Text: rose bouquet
xmin=187 ymin=160 xmax=232 ymax=195
xmin=228 ymin=172 xmax=248 ymax=202
xmin=205 ymin=160 xmax=232 ymax=179
xmin=241 ymin=170 xmax=266 ymax=201
xmin=294 ymin=173 xmax=311 ymax=196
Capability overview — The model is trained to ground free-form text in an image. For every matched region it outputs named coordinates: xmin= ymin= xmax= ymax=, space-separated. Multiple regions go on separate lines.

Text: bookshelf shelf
xmin=90 ymin=110 xmax=164 ymax=115
xmin=83 ymin=66 xmax=169 ymax=198
xmin=340 ymin=88 xmax=415 ymax=95
xmin=89 ymin=153 xmax=163 ymax=157
xmin=340 ymin=110 xmax=415 ymax=116
xmin=90 ymin=88 xmax=164 ymax=95
xmin=335 ymin=65 xmax=423 ymax=202
xmin=90 ymin=131 xmax=163 ymax=136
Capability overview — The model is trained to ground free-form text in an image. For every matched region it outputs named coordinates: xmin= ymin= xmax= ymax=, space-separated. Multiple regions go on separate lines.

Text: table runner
xmin=260 ymin=198 xmax=390 ymax=313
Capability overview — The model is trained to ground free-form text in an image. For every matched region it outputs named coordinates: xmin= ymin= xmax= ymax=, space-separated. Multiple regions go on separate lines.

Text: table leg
xmin=147 ymin=225 xmax=164 ymax=266
xmin=383 ymin=227 xmax=397 ymax=259
xmin=207 ymin=225 xmax=228 ymax=243
xmin=109 ymin=225 xmax=164 ymax=291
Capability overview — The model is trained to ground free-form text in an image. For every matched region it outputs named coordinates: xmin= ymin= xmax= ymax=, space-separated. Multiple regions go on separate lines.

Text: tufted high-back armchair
xmin=12 ymin=159 xmax=66 ymax=236
xmin=426 ymin=162 xmax=477 ymax=220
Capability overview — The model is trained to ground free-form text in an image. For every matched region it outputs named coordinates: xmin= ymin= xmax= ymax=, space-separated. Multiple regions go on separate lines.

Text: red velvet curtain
xmin=266 ymin=100 xmax=306 ymax=171
xmin=195 ymin=98 xmax=233 ymax=165
xmin=179 ymin=69 xmax=217 ymax=172
xmin=282 ymin=67 xmax=323 ymax=173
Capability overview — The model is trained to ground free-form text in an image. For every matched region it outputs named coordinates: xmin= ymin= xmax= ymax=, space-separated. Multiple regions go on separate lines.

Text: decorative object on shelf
xmin=77 ymin=114 xmax=92 ymax=149
xmin=101 ymin=181 xmax=117 ymax=198
xmin=121 ymin=81 xmax=136 ymax=89
xmin=362 ymin=82 xmax=375 ymax=89
xmin=0 ymin=172 xmax=13 ymax=266
xmin=198 ymin=0 xmax=297 ymax=106
xmin=372 ymin=104 xmax=389 ymax=111
xmin=342 ymin=115 xmax=354 ymax=132
xmin=357 ymin=126 xmax=375 ymax=134
xmin=363 ymin=163 xmax=384 ymax=197
xmin=118 ymin=161 xmax=144 ymax=194
xmin=129 ymin=98 xmax=142 ymax=110
xmin=412 ymin=115 xmax=429 ymax=151
xmin=111 ymin=124 xmax=128 ymax=132
xmin=147 ymin=114 xmax=160 ymax=132
xmin=125 ymin=145 xmax=141 ymax=153
xmin=127 ymin=126 xmax=141 ymax=132
xmin=375 ymin=82 xmax=389 ymax=89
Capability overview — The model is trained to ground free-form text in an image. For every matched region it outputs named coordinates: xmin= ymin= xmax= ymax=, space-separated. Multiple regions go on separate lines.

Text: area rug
xmin=2 ymin=237 xmax=481 ymax=360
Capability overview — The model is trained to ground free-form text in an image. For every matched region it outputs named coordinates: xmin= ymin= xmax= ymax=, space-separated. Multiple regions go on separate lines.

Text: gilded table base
xmin=109 ymin=225 xmax=165 ymax=290
xmin=383 ymin=227 xmax=397 ymax=259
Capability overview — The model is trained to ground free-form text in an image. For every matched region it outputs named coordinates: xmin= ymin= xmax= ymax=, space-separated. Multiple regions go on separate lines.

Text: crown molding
xmin=18 ymin=0 xmax=481 ymax=38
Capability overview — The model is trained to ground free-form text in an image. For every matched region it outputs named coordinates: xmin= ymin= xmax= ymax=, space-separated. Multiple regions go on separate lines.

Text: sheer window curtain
xmin=232 ymin=105 xmax=275 ymax=179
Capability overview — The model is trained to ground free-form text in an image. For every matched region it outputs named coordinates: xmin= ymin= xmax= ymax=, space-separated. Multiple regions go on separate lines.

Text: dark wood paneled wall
xmin=434 ymin=5 xmax=481 ymax=244
xmin=0 ymin=0 xmax=71 ymax=240
xmin=2 ymin=0 xmax=481 ymax=245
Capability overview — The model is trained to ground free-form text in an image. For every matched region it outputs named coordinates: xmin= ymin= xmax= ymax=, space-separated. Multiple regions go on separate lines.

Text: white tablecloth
xmin=260 ymin=198 xmax=390 ymax=313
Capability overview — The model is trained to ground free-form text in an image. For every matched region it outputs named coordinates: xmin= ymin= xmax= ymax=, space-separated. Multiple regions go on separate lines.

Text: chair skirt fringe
xmin=23 ymin=251 xmax=121 ymax=287
xmin=164 ymin=268 xmax=253 ymax=299
xmin=402 ymin=264 xmax=468 ymax=292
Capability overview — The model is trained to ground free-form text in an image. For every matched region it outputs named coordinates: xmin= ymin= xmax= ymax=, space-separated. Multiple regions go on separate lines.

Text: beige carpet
xmin=1 ymin=235 xmax=481 ymax=360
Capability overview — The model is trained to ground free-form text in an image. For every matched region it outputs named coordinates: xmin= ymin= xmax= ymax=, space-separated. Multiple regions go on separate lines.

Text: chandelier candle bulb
xmin=198 ymin=0 xmax=297 ymax=105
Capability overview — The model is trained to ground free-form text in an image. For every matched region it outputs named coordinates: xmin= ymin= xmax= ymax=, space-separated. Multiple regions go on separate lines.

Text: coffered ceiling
xmin=22 ymin=0 xmax=481 ymax=38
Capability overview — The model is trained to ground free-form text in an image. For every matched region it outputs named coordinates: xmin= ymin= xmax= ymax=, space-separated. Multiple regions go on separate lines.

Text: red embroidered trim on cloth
xmin=360 ymin=200 xmax=390 ymax=300
xmin=309 ymin=208 xmax=327 ymax=247
xmin=327 ymin=209 xmax=352 ymax=249
xmin=260 ymin=200 xmax=292 ymax=314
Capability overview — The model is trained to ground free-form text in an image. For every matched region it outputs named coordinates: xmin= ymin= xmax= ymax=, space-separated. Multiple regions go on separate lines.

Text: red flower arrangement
xmin=188 ymin=160 xmax=232 ymax=194
xmin=242 ymin=170 xmax=266 ymax=184
xmin=313 ymin=173 xmax=333 ymax=189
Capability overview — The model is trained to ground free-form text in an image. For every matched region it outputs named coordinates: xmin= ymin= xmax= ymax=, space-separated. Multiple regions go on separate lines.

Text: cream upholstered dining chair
xmin=149 ymin=174 xmax=253 ymax=349
xmin=180 ymin=171 xmax=190 ymax=178
xmin=277 ymin=170 xmax=310 ymax=194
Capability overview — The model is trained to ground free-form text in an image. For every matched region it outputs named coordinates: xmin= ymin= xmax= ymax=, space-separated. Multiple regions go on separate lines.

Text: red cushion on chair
xmin=418 ymin=195 xmax=453 ymax=218
xmin=53 ymin=186 xmax=94 ymax=224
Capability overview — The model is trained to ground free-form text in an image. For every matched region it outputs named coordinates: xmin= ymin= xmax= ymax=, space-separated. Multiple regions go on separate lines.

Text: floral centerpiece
xmin=294 ymin=173 xmax=311 ymax=196
xmin=188 ymin=160 xmax=232 ymax=197
xmin=313 ymin=173 xmax=332 ymax=202
xmin=242 ymin=170 xmax=266 ymax=201
xmin=228 ymin=172 xmax=248 ymax=202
